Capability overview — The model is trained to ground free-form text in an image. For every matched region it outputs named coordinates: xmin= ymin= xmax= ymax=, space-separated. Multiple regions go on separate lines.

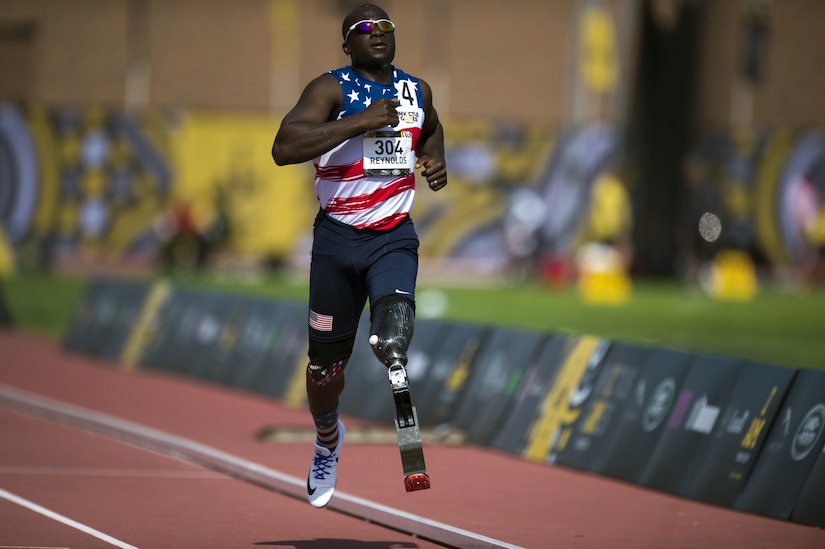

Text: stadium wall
xmin=2 ymin=0 xmax=825 ymax=128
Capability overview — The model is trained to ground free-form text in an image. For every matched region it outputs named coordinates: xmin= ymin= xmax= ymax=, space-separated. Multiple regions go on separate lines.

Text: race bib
xmin=363 ymin=131 xmax=413 ymax=176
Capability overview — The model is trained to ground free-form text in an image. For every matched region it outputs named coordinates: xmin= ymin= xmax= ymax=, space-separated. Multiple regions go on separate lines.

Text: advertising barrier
xmin=791 ymin=444 xmax=825 ymax=527
xmin=552 ymin=341 xmax=651 ymax=473
xmin=403 ymin=318 xmax=455 ymax=421
xmin=639 ymin=354 xmax=745 ymax=494
xmin=682 ymin=361 xmax=796 ymax=506
xmin=138 ymin=286 xmax=229 ymax=378
xmin=0 ymin=288 xmax=12 ymax=327
xmin=63 ymin=278 xmax=152 ymax=362
xmin=135 ymin=285 xmax=308 ymax=401
xmin=597 ymin=347 xmax=695 ymax=483
xmin=338 ymin=314 xmax=395 ymax=422
xmin=60 ymin=278 xmax=823 ymax=529
xmin=735 ymin=368 xmax=825 ymax=520
xmin=241 ymin=300 xmax=307 ymax=401
xmin=517 ymin=335 xmax=607 ymax=464
xmin=448 ymin=327 xmax=549 ymax=446
xmin=490 ymin=334 xmax=567 ymax=455
xmin=413 ymin=321 xmax=491 ymax=428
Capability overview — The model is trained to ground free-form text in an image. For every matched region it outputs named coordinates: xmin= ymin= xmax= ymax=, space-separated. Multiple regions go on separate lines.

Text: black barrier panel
xmin=546 ymin=337 xmax=610 ymax=463
xmin=189 ymin=292 xmax=262 ymax=384
xmin=206 ymin=294 xmax=304 ymax=391
xmin=137 ymin=290 xmax=307 ymax=401
xmin=61 ymin=280 xmax=99 ymax=353
xmin=179 ymin=291 xmax=278 ymax=383
xmin=413 ymin=321 xmax=491 ymax=428
xmin=140 ymin=288 xmax=232 ymax=375
xmin=598 ymin=347 xmax=694 ymax=484
xmin=491 ymin=335 xmax=608 ymax=461
xmin=172 ymin=289 xmax=228 ymax=379
xmin=736 ymin=368 xmax=825 ymax=520
xmin=214 ymin=296 xmax=292 ymax=389
xmin=247 ymin=300 xmax=308 ymax=400
xmin=338 ymin=316 xmax=452 ymax=424
xmin=682 ymin=361 xmax=796 ymax=507
xmin=138 ymin=286 xmax=195 ymax=373
xmin=449 ymin=328 xmax=552 ymax=446
xmin=490 ymin=334 xmax=568 ymax=455
xmin=552 ymin=342 xmax=652 ymax=473
xmin=405 ymin=318 xmax=453 ymax=417
xmin=639 ymin=354 xmax=746 ymax=494
xmin=0 ymin=286 xmax=12 ymax=327
xmin=63 ymin=278 xmax=150 ymax=362
xmin=374 ymin=317 xmax=450 ymax=423
xmin=338 ymin=313 xmax=389 ymax=421
xmin=791 ymin=444 xmax=825 ymax=527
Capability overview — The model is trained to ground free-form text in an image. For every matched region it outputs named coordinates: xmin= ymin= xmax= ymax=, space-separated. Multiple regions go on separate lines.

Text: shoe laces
xmin=311 ymin=449 xmax=336 ymax=480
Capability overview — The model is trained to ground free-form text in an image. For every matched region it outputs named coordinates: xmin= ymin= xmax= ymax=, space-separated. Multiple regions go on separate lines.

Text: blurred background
xmin=1 ymin=0 xmax=824 ymax=297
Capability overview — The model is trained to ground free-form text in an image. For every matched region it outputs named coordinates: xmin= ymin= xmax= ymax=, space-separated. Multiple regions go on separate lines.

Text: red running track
xmin=1 ymin=329 xmax=823 ymax=548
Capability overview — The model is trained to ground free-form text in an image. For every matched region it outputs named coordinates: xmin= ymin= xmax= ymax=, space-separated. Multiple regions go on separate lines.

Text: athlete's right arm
xmin=272 ymin=74 xmax=400 ymax=166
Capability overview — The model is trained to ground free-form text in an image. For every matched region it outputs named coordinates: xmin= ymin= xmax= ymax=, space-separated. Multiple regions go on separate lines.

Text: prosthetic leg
xmin=388 ymin=362 xmax=430 ymax=491
xmin=370 ymin=297 xmax=430 ymax=492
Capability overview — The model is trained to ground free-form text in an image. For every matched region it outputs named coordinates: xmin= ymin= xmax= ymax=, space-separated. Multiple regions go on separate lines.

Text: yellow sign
xmin=523 ymin=335 xmax=603 ymax=462
xmin=0 ymin=227 xmax=15 ymax=278
xmin=169 ymin=112 xmax=315 ymax=259
xmin=580 ymin=6 xmax=619 ymax=93
xmin=706 ymin=249 xmax=758 ymax=301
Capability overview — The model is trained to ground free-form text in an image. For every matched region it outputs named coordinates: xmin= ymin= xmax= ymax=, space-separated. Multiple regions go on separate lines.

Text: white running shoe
xmin=306 ymin=420 xmax=345 ymax=508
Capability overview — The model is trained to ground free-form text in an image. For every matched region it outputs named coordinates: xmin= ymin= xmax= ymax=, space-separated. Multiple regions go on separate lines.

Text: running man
xmin=271 ymin=3 xmax=448 ymax=508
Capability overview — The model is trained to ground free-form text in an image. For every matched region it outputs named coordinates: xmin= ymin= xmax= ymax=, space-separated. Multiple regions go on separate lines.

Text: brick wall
xmin=1 ymin=0 xmax=824 ymax=128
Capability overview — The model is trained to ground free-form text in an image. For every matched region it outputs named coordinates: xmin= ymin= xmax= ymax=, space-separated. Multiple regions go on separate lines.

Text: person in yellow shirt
xmin=577 ymin=166 xmax=633 ymax=265
xmin=572 ymin=166 xmax=634 ymax=303
xmin=0 ymin=226 xmax=15 ymax=327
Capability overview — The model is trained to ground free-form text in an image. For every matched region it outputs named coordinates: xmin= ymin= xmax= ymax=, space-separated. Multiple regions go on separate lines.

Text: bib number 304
xmin=363 ymin=131 xmax=413 ymax=176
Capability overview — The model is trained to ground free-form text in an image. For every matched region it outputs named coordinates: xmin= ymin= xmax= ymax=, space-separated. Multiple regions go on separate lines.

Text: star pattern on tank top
xmin=337 ymin=69 xmax=399 ymax=110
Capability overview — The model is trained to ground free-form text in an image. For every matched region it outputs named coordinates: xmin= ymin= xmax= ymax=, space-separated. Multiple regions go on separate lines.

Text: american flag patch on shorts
xmin=309 ymin=309 xmax=333 ymax=332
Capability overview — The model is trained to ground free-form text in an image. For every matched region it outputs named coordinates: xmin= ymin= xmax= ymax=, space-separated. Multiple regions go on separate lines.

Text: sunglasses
xmin=345 ymin=19 xmax=395 ymax=41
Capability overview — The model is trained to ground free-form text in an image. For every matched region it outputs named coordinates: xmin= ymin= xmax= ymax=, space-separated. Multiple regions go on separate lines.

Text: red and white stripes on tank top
xmin=314 ymin=66 xmax=426 ymax=230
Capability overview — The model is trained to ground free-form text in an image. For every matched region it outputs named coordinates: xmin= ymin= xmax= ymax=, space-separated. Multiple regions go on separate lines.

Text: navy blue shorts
xmin=307 ymin=210 xmax=419 ymax=356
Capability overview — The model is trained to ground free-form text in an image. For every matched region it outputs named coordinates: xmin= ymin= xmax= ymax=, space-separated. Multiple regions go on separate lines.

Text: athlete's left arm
xmin=415 ymin=79 xmax=447 ymax=192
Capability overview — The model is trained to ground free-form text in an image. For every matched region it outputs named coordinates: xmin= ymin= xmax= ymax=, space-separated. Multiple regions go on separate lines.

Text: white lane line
xmin=0 ymin=546 xmax=71 ymax=548
xmin=0 ymin=546 xmax=70 ymax=548
xmin=0 ymin=383 xmax=524 ymax=549
xmin=0 ymin=466 xmax=226 ymax=478
xmin=0 ymin=488 xmax=139 ymax=549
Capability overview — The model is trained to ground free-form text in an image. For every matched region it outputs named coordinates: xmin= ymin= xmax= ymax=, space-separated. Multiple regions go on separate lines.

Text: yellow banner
xmin=523 ymin=335 xmax=602 ymax=462
xmin=169 ymin=112 xmax=315 ymax=258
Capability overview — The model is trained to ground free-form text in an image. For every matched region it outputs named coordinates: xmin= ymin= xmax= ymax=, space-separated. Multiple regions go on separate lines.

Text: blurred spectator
xmin=154 ymin=196 xmax=228 ymax=273
xmin=0 ymin=289 xmax=11 ymax=327
xmin=0 ymin=226 xmax=14 ymax=327
xmin=574 ymin=164 xmax=634 ymax=268
xmin=789 ymin=169 xmax=822 ymax=282
xmin=0 ymin=226 xmax=15 ymax=279
xmin=571 ymin=164 xmax=634 ymax=304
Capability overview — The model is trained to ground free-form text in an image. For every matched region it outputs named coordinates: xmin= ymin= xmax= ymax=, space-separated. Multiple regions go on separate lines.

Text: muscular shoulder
xmin=304 ymin=72 xmax=343 ymax=101
xmin=286 ymin=73 xmax=343 ymax=124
